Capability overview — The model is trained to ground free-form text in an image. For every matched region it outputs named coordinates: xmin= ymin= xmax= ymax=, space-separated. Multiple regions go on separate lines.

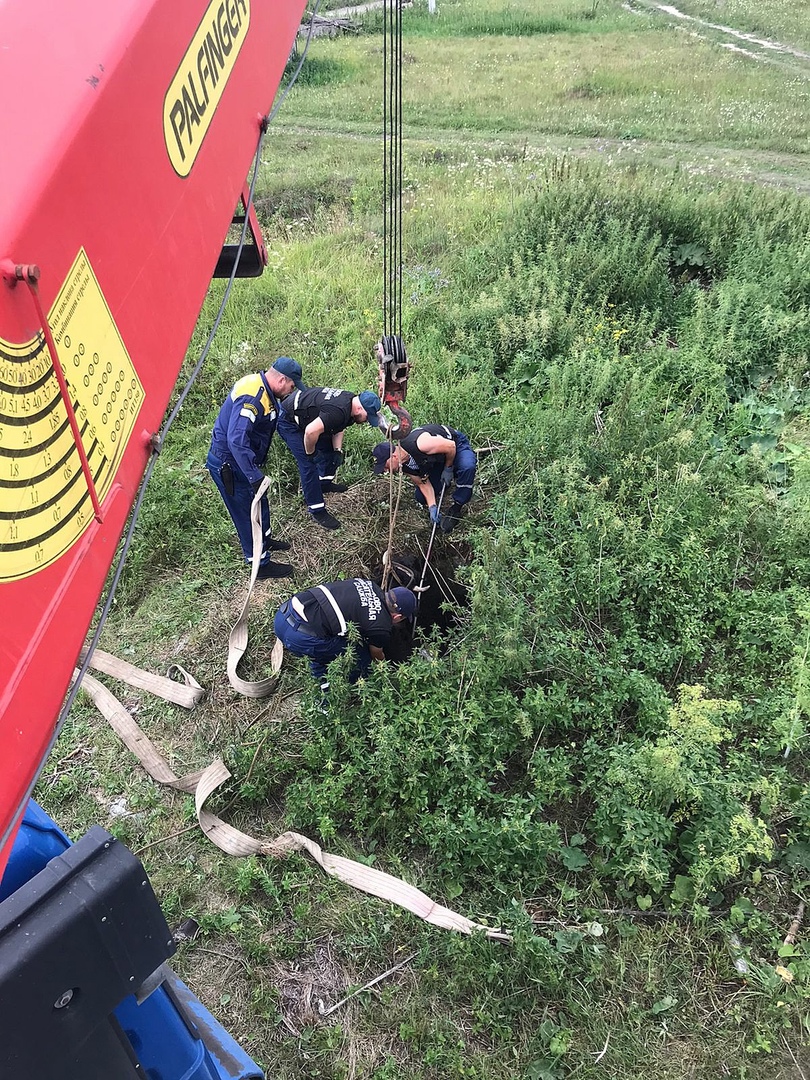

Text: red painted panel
xmin=0 ymin=0 xmax=308 ymax=871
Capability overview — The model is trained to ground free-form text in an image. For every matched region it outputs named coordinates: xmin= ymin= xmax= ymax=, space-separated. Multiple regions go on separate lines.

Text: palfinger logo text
xmin=163 ymin=0 xmax=250 ymax=177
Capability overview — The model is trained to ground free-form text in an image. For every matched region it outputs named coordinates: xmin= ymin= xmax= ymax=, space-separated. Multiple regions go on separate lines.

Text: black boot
xmin=312 ymin=509 xmax=341 ymax=530
xmin=265 ymin=537 xmax=292 ymax=552
xmin=256 ymin=560 xmax=293 ymax=579
xmin=320 ymin=480 xmax=349 ymax=494
xmin=440 ymin=502 xmax=464 ymax=533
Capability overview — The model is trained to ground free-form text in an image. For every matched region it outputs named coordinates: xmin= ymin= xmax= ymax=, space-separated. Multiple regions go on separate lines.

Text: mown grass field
xmin=38 ymin=1 xmax=810 ymax=1078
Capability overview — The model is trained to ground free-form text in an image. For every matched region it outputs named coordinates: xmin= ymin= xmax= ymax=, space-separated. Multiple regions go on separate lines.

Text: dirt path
xmin=298 ymin=0 xmax=412 ymax=36
xmin=272 ymin=119 xmax=810 ymax=195
xmin=625 ymin=0 xmax=810 ymax=75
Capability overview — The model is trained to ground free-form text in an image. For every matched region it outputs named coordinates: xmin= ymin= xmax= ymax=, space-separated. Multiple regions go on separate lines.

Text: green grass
xmin=283 ymin=9 xmax=810 ymax=154
xmin=374 ymin=0 xmax=633 ymax=36
xmin=34 ymin=1 xmax=810 ymax=1077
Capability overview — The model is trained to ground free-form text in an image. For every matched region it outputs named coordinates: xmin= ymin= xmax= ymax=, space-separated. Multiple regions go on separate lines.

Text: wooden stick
xmin=784 ymin=901 xmax=805 ymax=946
xmin=134 ymin=823 xmax=198 ymax=856
xmin=317 ymin=952 xmax=417 ymax=1018
xmin=594 ymin=1031 xmax=610 ymax=1064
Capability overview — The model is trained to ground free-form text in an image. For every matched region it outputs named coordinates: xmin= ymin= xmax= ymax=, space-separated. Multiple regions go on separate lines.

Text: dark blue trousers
xmin=273 ymin=601 xmax=372 ymax=684
xmin=413 ymin=432 xmax=477 ymax=508
xmin=207 ymin=450 xmax=272 ymax=566
xmin=277 ymin=414 xmax=336 ymax=514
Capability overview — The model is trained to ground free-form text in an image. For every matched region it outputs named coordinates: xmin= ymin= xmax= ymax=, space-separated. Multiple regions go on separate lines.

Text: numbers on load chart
xmin=0 ymin=247 xmax=145 ymax=581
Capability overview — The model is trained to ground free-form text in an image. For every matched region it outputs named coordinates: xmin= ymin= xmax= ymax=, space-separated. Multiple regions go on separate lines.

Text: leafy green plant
xmin=670 ymin=241 xmax=712 ymax=282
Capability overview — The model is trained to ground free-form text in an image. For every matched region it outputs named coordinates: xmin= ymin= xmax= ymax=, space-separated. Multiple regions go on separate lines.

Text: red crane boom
xmin=0 ymin=0 xmax=308 ymax=876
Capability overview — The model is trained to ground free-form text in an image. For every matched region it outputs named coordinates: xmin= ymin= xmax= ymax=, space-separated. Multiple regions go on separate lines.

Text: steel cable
xmin=382 ymin=0 xmax=404 ymax=341
xmin=380 ymin=0 xmax=407 ymax=588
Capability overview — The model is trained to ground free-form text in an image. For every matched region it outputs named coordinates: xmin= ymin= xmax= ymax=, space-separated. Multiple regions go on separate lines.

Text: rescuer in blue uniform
xmin=207 ymin=357 xmax=304 ymax=579
xmin=278 ymin=386 xmax=382 ymax=530
xmin=371 ymin=423 xmax=477 ymax=532
xmin=273 ymin=578 xmax=417 ymax=695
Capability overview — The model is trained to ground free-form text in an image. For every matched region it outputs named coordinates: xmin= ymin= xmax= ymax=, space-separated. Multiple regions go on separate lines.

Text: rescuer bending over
xmin=371 ymin=423 xmax=477 ymax=532
xmin=273 ymin=579 xmax=417 ymax=697
xmin=278 ymin=386 xmax=382 ymax=530
xmin=206 ymin=357 xmax=304 ymax=579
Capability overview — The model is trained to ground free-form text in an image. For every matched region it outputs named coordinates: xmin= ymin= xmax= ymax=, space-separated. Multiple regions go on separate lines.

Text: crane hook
xmin=376 ymin=334 xmax=412 ymax=441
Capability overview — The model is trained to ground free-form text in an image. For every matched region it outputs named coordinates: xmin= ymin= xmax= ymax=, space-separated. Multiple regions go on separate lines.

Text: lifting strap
xmin=226 ymin=476 xmax=283 ymax=697
xmin=75 ymin=670 xmax=508 ymax=942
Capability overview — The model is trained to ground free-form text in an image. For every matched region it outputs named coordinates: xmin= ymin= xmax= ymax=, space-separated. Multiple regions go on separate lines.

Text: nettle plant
xmin=585 ymin=686 xmax=775 ymax=900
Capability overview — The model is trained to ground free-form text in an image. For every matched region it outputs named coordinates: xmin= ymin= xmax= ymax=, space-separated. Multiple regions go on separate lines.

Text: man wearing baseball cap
xmin=206 ymin=357 xmax=304 ymax=579
xmin=371 ymin=422 xmax=477 ymax=533
xmin=274 ymin=578 xmax=417 ymax=694
xmin=278 ymin=386 xmax=382 ymax=530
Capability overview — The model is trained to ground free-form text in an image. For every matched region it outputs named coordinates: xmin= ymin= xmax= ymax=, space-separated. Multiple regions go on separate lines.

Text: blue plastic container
xmin=0 ymin=800 xmax=263 ymax=1080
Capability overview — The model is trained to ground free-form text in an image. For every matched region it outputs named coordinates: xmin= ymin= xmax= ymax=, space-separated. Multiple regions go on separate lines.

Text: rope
xmin=226 ymin=477 xmax=284 ymax=697
xmin=413 ymin=482 xmax=446 ymax=628
xmin=381 ymin=451 xmax=406 ymax=591
xmin=78 ymin=668 xmax=508 ymax=940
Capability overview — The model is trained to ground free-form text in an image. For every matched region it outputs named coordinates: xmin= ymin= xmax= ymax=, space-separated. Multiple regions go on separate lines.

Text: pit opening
xmin=373 ymin=551 xmax=469 ymax=663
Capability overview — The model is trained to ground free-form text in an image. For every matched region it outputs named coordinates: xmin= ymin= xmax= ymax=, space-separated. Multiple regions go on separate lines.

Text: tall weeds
xmin=287 ymin=166 xmax=810 ymax=903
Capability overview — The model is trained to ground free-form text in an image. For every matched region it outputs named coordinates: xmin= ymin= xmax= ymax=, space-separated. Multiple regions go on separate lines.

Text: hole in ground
xmin=372 ymin=551 xmax=469 ymax=663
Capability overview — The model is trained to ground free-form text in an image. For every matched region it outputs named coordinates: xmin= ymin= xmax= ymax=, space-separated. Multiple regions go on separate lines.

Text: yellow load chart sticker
xmin=0 ymin=249 xmax=145 ymax=581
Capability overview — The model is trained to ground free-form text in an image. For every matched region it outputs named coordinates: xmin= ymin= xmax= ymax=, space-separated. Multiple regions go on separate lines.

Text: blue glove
xmin=441 ymin=466 xmax=454 ymax=487
xmin=429 ymin=505 xmax=441 ymax=525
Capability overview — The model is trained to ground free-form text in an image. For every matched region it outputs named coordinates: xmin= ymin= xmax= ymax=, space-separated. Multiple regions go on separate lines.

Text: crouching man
xmin=273 ymin=578 xmax=416 ymax=696
xmin=371 ymin=424 xmax=477 ymax=532
xmin=278 ymin=386 xmax=382 ymax=530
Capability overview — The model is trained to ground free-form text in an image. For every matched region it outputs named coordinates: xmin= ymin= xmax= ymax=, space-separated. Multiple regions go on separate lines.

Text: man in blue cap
xmin=371 ymin=423 xmax=477 ymax=533
xmin=278 ymin=386 xmax=382 ymax=530
xmin=274 ymin=578 xmax=417 ymax=695
xmin=207 ymin=357 xmax=304 ymax=579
